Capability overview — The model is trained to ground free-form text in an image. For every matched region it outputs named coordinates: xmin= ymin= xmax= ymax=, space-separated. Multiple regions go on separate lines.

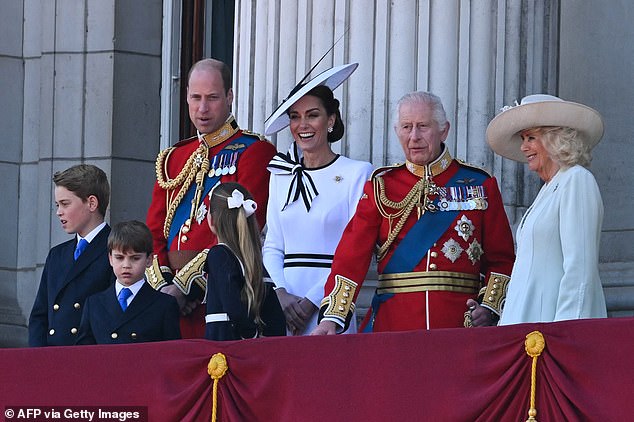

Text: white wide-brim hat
xmin=263 ymin=63 xmax=358 ymax=135
xmin=486 ymin=94 xmax=604 ymax=162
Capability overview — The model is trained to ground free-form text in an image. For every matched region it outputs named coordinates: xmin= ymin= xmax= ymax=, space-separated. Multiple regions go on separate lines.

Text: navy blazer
xmin=29 ymin=225 xmax=115 ymax=346
xmin=76 ymin=281 xmax=181 ymax=344
xmin=205 ymin=245 xmax=286 ymax=341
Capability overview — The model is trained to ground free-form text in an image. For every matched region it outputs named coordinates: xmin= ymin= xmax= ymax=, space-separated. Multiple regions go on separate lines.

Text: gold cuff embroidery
xmin=480 ymin=272 xmax=510 ymax=315
xmin=321 ymin=275 xmax=358 ymax=322
xmin=145 ymin=255 xmax=173 ymax=290
xmin=173 ymin=249 xmax=209 ymax=295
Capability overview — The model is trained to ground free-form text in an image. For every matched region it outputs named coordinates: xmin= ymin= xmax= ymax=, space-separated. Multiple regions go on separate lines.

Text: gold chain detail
xmin=160 ymin=143 xmax=210 ymax=239
xmin=156 ymin=144 xmax=201 ymax=190
xmin=374 ymin=176 xmax=425 ymax=261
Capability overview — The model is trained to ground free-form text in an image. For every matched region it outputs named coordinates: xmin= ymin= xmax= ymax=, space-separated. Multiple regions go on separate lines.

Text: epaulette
xmin=172 ymin=135 xmax=198 ymax=148
xmin=241 ymin=129 xmax=268 ymax=142
xmin=455 ymin=159 xmax=492 ymax=177
xmin=370 ymin=162 xmax=404 ymax=179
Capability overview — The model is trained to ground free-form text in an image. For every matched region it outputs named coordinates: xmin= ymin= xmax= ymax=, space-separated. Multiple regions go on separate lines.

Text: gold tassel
xmin=524 ymin=331 xmax=546 ymax=422
xmin=208 ymin=353 xmax=228 ymax=422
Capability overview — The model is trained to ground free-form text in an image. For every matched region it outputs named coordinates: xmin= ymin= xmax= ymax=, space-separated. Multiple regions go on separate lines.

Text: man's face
xmin=187 ymin=68 xmax=233 ymax=134
xmin=395 ymin=101 xmax=449 ymax=166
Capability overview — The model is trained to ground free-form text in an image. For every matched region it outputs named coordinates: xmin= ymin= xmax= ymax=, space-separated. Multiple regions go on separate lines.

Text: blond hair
xmin=209 ymin=182 xmax=264 ymax=325
xmin=536 ymin=126 xmax=592 ymax=168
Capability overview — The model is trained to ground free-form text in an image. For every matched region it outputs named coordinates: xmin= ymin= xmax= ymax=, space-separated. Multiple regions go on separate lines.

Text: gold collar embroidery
xmin=199 ymin=115 xmax=240 ymax=148
xmin=405 ymin=146 xmax=452 ymax=178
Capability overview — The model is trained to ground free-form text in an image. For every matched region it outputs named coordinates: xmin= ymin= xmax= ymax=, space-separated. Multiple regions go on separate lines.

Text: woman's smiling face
xmin=288 ymin=95 xmax=335 ymax=155
xmin=519 ymin=128 xmax=559 ymax=182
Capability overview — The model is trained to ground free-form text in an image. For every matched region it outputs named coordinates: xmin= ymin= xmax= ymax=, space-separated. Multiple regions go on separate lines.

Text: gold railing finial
xmin=208 ymin=353 xmax=229 ymax=422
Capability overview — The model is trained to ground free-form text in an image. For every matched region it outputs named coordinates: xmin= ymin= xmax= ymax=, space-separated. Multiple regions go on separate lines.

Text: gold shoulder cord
xmin=156 ymin=143 xmax=210 ymax=239
xmin=374 ymin=176 xmax=425 ymax=261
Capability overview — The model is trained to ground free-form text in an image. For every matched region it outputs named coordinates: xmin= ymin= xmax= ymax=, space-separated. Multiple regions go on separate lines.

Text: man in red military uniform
xmin=313 ymin=91 xmax=515 ymax=334
xmin=146 ymin=59 xmax=276 ymax=337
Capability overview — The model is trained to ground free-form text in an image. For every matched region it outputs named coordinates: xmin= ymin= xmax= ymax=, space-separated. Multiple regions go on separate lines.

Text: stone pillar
xmin=0 ymin=0 xmax=162 ymax=347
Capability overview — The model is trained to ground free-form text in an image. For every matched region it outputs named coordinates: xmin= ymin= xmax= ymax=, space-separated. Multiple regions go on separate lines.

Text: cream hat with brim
xmin=486 ymin=94 xmax=604 ymax=162
xmin=264 ymin=63 xmax=358 ymax=136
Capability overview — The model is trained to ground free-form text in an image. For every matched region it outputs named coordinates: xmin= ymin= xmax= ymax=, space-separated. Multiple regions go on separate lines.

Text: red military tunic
xmin=319 ymin=147 xmax=515 ymax=332
xmin=146 ymin=116 xmax=276 ymax=337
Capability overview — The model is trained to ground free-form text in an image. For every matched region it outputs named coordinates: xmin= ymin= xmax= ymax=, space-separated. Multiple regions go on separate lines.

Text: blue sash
xmin=362 ymin=292 xmax=394 ymax=333
xmin=382 ymin=166 xmax=487 ymax=274
xmin=167 ymin=136 xmax=256 ymax=248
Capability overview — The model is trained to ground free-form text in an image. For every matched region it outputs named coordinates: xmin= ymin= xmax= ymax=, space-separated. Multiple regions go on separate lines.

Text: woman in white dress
xmin=486 ymin=94 xmax=607 ymax=325
xmin=262 ymin=64 xmax=373 ymax=335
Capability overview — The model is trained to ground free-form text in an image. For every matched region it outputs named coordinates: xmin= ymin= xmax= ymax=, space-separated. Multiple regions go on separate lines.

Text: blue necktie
xmin=74 ymin=238 xmax=89 ymax=260
xmin=118 ymin=288 xmax=132 ymax=311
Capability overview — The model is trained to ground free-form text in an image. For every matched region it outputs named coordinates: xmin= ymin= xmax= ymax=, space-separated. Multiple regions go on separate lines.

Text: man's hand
xmin=161 ymin=285 xmax=198 ymax=315
xmin=181 ymin=298 xmax=202 ymax=316
xmin=466 ymin=298 xmax=496 ymax=327
xmin=311 ymin=320 xmax=337 ymax=336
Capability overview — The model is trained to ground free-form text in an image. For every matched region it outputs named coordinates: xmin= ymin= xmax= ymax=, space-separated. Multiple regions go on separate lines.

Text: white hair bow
xmin=227 ymin=189 xmax=257 ymax=217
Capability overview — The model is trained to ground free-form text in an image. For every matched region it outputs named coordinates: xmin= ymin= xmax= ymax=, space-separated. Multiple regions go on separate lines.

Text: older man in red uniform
xmin=146 ymin=59 xmax=276 ymax=337
xmin=313 ymin=91 xmax=515 ymax=334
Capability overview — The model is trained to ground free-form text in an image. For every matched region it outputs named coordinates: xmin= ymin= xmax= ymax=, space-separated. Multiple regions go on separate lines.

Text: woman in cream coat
xmin=486 ymin=94 xmax=607 ymax=325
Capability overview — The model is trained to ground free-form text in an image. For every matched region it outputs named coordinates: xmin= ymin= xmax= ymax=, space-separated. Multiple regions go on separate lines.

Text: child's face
xmin=54 ymin=186 xmax=98 ymax=237
xmin=108 ymin=249 xmax=152 ymax=287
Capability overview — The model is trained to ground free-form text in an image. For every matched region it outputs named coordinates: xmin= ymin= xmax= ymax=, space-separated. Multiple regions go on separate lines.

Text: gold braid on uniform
xmin=374 ymin=176 xmax=426 ymax=261
xmin=156 ymin=142 xmax=210 ymax=239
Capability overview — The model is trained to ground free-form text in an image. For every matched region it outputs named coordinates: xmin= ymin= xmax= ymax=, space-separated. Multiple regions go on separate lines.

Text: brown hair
xmin=209 ymin=182 xmax=265 ymax=325
xmin=107 ymin=220 xmax=153 ymax=256
xmin=53 ymin=164 xmax=110 ymax=217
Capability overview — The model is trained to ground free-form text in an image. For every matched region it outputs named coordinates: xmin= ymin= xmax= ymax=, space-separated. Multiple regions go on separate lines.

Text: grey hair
xmin=537 ymin=126 xmax=592 ymax=168
xmin=394 ymin=91 xmax=449 ymax=130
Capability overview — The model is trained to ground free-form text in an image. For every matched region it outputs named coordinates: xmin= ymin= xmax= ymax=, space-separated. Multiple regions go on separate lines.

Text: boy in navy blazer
xmin=77 ymin=221 xmax=181 ymax=344
xmin=29 ymin=165 xmax=116 ymax=346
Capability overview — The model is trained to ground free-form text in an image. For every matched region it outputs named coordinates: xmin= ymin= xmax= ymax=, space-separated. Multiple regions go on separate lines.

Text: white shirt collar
xmin=115 ymin=278 xmax=145 ymax=298
xmin=76 ymin=222 xmax=107 ymax=244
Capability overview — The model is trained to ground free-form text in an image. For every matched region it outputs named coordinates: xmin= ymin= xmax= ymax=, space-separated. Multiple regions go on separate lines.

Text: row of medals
xmin=208 ymin=152 xmax=238 ymax=177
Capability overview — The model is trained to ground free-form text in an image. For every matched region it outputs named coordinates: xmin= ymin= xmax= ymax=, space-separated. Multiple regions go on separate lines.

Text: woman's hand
xmin=276 ymin=289 xmax=312 ymax=334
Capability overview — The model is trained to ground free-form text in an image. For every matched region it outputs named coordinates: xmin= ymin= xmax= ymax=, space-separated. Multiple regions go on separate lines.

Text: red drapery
xmin=2 ymin=318 xmax=633 ymax=421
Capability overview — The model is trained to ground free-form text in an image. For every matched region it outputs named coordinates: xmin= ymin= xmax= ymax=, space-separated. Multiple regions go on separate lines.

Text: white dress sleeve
xmin=554 ymin=168 xmax=604 ymax=320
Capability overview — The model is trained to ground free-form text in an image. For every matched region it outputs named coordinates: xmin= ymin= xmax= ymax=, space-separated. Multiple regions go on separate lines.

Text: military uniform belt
xmin=168 ymin=250 xmax=203 ymax=271
xmin=377 ymin=271 xmax=481 ymax=294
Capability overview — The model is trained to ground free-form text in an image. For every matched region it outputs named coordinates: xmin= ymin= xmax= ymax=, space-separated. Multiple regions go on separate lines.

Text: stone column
xmin=0 ymin=0 xmax=163 ymax=347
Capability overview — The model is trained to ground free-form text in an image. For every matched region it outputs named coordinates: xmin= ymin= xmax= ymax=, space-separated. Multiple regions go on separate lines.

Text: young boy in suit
xmin=76 ymin=221 xmax=181 ymax=344
xmin=29 ymin=164 xmax=116 ymax=346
